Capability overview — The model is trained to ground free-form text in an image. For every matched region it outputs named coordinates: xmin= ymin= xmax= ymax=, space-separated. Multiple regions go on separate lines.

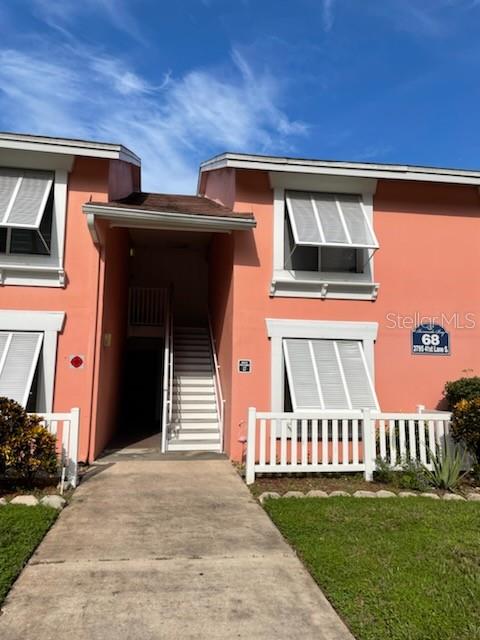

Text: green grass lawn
xmin=265 ymin=498 xmax=480 ymax=640
xmin=0 ymin=505 xmax=58 ymax=604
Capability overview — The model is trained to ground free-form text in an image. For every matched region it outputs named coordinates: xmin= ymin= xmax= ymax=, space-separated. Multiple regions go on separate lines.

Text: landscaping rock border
xmin=258 ymin=490 xmax=480 ymax=503
xmin=0 ymin=494 xmax=66 ymax=509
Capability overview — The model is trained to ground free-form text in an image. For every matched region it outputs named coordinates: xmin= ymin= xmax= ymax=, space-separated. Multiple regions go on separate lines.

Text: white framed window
xmin=0 ymin=167 xmax=68 ymax=287
xmin=267 ymin=319 xmax=379 ymax=413
xmin=0 ymin=311 xmax=65 ymax=411
xmin=272 ymin=185 xmax=379 ymax=300
xmin=283 ymin=338 xmax=378 ymax=411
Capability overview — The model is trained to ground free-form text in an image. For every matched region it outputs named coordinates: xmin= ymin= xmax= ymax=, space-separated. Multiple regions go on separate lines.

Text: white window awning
xmin=285 ymin=191 xmax=379 ymax=249
xmin=0 ymin=168 xmax=53 ymax=229
xmin=283 ymin=338 xmax=379 ymax=411
xmin=0 ymin=332 xmax=43 ymax=406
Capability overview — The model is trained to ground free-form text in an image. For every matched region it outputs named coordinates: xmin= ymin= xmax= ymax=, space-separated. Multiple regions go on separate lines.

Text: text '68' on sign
xmin=412 ymin=324 xmax=450 ymax=355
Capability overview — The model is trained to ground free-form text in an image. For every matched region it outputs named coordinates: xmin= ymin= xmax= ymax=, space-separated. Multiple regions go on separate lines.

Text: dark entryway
xmin=108 ymin=337 xmax=164 ymax=450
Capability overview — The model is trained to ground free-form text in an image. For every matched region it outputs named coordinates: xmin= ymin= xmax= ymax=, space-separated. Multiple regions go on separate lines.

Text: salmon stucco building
xmin=0 ymin=132 xmax=479 ymax=465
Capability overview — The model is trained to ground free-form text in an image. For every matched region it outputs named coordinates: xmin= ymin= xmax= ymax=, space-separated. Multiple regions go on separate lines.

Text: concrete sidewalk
xmin=0 ymin=458 xmax=353 ymax=640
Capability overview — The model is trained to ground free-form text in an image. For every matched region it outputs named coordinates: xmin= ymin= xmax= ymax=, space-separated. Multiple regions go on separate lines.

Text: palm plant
xmin=422 ymin=447 xmax=468 ymax=492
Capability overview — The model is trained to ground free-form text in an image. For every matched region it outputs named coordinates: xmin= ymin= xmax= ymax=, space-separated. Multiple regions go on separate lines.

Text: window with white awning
xmin=0 ymin=332 xmax=43 ymax=406
xmin=283 ymin=338 xmax=379 ymax=412
xmin=0 ymin=169 xmax=54 ymax=255
xmin=285 ymin=191 xmax=378 ymax=249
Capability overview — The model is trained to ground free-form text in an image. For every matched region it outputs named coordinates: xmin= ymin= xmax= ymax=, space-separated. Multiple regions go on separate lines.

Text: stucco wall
xmin=205 ymin=167 xmax=480 ymax=461
xmin=91 ymin=226 xmax=129 ymax=457
xmin=0 ymin=156 xmax=113 ymax=461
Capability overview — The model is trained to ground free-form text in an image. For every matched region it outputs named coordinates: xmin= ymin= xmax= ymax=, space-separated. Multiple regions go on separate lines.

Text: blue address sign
xmin=412 ymin=324 xmax=450 ymax=355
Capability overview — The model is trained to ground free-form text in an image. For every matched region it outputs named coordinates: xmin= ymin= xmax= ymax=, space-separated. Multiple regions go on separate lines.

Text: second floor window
xmin=0 ymin=169 xmax=54 ymax=256
xmin=284 ymin=191 xmax=378 ymax=276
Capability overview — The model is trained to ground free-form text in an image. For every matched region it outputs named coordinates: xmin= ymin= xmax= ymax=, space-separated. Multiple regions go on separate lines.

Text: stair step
xmin=174 ymin=379 xmax=214 ymax=387
xmin=175 ymin=357 xmax=211 ymax=364
xmin=173 ymin=430 xmax=220 ymax=441
xmin=167 ymin=441 xmax=221 ymax=452
xmin=172 ymin=401 xmax=217 ymax=409
xmin=172 ymin=411 xmax=218 ymax=420
xmin=170 ymin=422 xmax=219 ymax=431
xmin=174 ymin=420 xmax=219 ymax=428
xmin=176 ymin=327 xmax=208 ymax=332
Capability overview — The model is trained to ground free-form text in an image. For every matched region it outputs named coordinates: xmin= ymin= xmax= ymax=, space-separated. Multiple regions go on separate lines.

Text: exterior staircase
xmin=167 ymin=326 xmax=222 ymax=452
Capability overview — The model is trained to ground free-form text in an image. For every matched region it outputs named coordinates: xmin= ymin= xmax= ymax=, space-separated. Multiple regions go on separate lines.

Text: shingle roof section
xmin=90 ymin=192 xmax=253 ymax=220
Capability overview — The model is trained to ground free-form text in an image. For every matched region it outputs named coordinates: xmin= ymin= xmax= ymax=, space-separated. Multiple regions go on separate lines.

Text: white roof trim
xmin=83 ymin=203 xmax=256 ymax=235
xmin=0 ymin=132 xmax=140 ymax=167
xmin=200 ymin=152 xmax=480 ymax=186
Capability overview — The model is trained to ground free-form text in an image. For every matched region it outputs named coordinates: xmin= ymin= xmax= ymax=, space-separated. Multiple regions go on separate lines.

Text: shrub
xmin=451 ymin=398 xmax=480 ymax=462
xmin=423 ymin=447 xmax=468 ymax=491
xmin=0 ymin=398 xmax=28 ymax=474
xmin=444 ymin=376 xmax=480 ymax=409
xmin=397 ymin=459 xmax=430 ymax=492
xmin=374 ymin=456 xmax=396 ymax=484
xmin=0 ymin=398 xmax=57 ymax=481
xmin=374 ymin=457 xmax=429 ymax=491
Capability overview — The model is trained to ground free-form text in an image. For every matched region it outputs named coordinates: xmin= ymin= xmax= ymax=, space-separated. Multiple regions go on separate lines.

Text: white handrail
xmin=208 ymin=315 xmax=225 ymax=452
xmin=161 ymin=290 xmax=173 ymax=453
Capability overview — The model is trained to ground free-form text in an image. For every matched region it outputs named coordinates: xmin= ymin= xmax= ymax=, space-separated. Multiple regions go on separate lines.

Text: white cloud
xmin=321 ymin=0 xmax=335 ymax=32
xmin=31 ymin=0 xmax=144 ymax=42
xmin=0 ymin=46 xmax=306 ymax=193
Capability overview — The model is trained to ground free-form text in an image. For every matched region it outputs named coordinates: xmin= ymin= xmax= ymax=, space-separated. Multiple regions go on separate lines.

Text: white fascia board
xmin=266 ymin=318 xmax=379 ymax=341
xmin=0 ymin=133 xmax=140 ymax=167
xmin=200 ymin=153 xmax=480 ymax=187
xmin=0 ymin=310 xmax=65 ymax=331
xmin=83 ymin=203 xmax=256 ymax=233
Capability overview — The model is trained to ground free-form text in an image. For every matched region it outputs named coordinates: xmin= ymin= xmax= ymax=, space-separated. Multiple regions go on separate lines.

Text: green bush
xmin=0 ymin=398 xmax=57 ymax=481
xmin=374 ymin=456 xmax=396 ymax=484
xmin=444 ymin=376 xmax=480 ymax=409
xmin=451 ymin=398 xmax=480 ymax=462
xmin=397 ymin=459 xmax=430 ymax=492
xmin=374 ymin=457 xmax=429 ymax=491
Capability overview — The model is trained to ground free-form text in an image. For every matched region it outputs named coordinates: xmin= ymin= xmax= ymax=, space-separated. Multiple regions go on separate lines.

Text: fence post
xmin=245 ymin=407 xmax=257 ymax=485
xmin=362 ymin=408 xmax=375 ymax=482
xmin=68 ymin=408 xmax=80 ymax=488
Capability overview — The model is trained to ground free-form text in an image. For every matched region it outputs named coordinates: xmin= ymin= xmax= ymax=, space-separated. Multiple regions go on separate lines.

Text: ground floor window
xmin=0 ymin=311 xmax=64 ymax=412
xmin=0 ymin=332 xmax=43 ymax=407
xmin=283 ymin=338 xmax=378 ymax=411
xmin=267 ymin=318 xmax=379 ymax=413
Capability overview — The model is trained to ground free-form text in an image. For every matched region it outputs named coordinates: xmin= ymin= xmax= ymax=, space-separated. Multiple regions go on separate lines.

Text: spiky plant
xmin=423 ymin=447 xmax=468 ymax=492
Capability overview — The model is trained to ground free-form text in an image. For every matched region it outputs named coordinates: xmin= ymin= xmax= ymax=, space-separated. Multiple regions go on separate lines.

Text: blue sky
xmin=0 ymin=0 xmax=479 ymax=192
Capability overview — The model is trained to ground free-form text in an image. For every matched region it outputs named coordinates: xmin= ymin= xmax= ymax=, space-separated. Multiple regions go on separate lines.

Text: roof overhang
xmin=0 ymin=132 xmax=140 ymax=167
xmin=200 ymin=152 xmax=480 ymax=187
xmin=83 ymin=202 xmax=256 ymax=243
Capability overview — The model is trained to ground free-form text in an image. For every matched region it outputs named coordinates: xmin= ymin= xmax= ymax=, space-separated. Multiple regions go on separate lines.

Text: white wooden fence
xmin=245 ymin=407 xmax=453 ymax=484
xmin=34 ymin=408 xmax=80 ymax=488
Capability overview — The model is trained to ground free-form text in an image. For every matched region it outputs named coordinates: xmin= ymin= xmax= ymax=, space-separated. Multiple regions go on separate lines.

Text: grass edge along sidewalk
xmin=0 ymin=505 xmax=58 ymax=605
xmin=264 ymin=497 xmax=480 ymax=640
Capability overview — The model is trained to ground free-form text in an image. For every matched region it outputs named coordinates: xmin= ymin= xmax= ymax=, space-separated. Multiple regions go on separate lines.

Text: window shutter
xmin=337 ymin=195 xmax=376 ymax=248
xmin=0 ymin=332 xmax=43 ymax=406
xmin=283 ymin=339 xmax=320 ymax=409
xmin=311 ymin=340 xmax=349 ymax=409
xmin=285 ymin=191 xmax=378 ymax=249
xmin=283 ymin=337 xmax=379 ymax=412
xmin=313 ymin=194 xmax=348 ymax=244
xmin=0 ymin=169 xmax=20 ymax=220
xmin=336 ymin=340 xmax=377 ymax=410
xmin=1 ymin=170 xmax=53 ymax=229
xmin=285 ymin=192 xmax=323 ymax=245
